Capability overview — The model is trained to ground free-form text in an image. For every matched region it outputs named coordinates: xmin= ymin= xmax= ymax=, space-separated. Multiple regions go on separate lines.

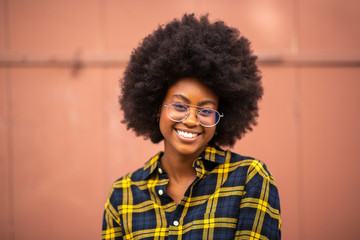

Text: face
xmin=159 ymin=77 xmax=219 ymax=159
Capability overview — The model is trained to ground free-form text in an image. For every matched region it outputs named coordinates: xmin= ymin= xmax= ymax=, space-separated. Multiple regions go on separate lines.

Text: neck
xmin=160 ymin=146 xmax=204 ymax=183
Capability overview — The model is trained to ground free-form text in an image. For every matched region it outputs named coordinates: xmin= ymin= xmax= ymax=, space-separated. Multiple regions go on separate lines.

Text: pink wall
xmin=1 ymin=0 xmax=360 ymax=239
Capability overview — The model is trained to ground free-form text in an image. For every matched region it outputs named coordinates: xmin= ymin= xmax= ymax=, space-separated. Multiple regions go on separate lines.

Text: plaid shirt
xmin=102 ymin=145 xmax=281 ymax=239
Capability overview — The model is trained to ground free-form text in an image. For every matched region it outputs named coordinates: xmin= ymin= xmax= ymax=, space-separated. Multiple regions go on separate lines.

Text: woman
xmin=102 ymin=14 xmax=281 ymax=239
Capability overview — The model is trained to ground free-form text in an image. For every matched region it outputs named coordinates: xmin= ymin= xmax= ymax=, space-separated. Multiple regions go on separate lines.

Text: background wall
xmin=1 ymin=0 xmax=359 ymax=239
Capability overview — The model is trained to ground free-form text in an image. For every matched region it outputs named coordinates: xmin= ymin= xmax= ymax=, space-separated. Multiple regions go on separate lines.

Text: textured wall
xmin=1 ymin=0 xmax=360 ymax=239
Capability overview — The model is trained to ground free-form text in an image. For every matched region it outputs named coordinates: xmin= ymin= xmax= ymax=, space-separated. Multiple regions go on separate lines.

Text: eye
xmin=171 ymin=103 xmax=188 ymax=112
xmin=199 ymin=108 xmax=215 ymax=117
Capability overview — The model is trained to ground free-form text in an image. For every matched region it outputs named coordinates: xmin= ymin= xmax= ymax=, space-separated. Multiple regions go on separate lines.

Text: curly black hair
xmin=120 ymin=13 xmax=263 ymax=147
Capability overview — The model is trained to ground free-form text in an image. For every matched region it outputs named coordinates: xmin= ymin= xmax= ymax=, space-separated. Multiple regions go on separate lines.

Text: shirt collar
xmin=141 ymin=145 xmax=226 ymax=180
xmin=199 ymin=145 xmax=226 ymax=164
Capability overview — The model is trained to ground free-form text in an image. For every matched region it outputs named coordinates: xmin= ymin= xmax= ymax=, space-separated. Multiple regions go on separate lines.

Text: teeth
xmin=177 ymin=130 xmax=199 ymax=138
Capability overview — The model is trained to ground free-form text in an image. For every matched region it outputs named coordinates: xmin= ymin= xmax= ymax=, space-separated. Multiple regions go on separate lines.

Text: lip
xmin=174 ymin=128 xmax=202 ymax=142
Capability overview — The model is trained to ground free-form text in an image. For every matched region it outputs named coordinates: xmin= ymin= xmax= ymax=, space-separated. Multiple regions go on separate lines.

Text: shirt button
xmin=158 ymin=168 xmax=163 ymax=174
xmin=158 ymin=189 xmax=164 ymax=196
xmin=173 ymin=220 xmax=179 ymax=226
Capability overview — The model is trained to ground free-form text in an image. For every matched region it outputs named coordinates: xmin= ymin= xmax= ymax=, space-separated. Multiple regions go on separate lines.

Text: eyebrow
xmin=171 ymin=94 xmax=217 ymax=107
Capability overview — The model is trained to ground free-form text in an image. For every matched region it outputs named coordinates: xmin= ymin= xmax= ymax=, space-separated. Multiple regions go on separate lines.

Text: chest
xmin=119 ymin=174 xmax=246 ymax=239
xmin=166 ymin=176 xmax=196 ymax=204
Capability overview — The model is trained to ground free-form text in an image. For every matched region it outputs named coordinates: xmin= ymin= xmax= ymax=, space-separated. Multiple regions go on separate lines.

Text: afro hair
xmin=120 ymin=13 xmax=263 ymax=147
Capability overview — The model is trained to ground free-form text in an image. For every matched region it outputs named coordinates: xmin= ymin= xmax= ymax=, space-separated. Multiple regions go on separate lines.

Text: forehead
xmin=165 ymin=78 xmax=219 ymax=105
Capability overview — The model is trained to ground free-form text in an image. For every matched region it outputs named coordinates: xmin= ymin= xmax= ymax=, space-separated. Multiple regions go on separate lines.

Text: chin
xmin=175 ymin=143 xmax=207 ymax=157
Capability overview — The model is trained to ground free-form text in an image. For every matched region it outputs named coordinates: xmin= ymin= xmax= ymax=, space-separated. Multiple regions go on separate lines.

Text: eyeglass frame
xmin=163 ymin=102 xmax=223 ymax=127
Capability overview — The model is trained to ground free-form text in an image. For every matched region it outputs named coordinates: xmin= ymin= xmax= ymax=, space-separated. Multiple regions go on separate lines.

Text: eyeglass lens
xmin=166 ymin=103 xmax=220 ymax=127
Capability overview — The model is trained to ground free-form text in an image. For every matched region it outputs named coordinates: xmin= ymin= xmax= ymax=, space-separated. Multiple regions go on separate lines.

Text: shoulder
xmin=111 ymin=151 xmax=162 ymax=188
xmin=225 ymin=150 xmax=276 ymax=187
xmin=106 ymin=166 xmax=148 ymax=207
xmin=110 ymin=167 xmax=148 ymax=192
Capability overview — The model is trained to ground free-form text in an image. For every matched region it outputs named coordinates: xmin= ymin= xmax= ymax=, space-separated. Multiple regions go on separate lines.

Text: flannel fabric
xmin=102 ymin=145 xmax=281 ymax=239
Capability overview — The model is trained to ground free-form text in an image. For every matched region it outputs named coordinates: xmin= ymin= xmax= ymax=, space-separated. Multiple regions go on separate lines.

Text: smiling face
xmin=159 ymin=77 xmax=219 ymax=160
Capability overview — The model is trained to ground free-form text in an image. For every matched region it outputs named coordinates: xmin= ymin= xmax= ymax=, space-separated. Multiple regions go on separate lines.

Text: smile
xmin=176 ymin=130 xmax=200 ymax=138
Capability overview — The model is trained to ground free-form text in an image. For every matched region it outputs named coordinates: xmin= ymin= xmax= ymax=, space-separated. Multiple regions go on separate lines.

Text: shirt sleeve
xmin=235 ymin=161 xmax=281 ymax=240
xmin=102 ymin=189 xmax=123 ymax=240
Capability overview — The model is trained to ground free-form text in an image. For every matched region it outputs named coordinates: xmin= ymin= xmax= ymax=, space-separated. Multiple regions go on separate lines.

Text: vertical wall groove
xmin=3 ymin=0 xmax=14 ymax=239
xmin=292 ymin=0 xmax=305 ymax=238
xmin=98 ymin=0 xmax=109 ymax=199
xmin=294 ymin=67 xmax=305 ymax=240
xmin=5 ymin=69 xmax=14 ymax=240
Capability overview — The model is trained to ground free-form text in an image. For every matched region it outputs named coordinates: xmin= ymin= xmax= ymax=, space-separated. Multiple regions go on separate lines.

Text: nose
xmin=182 ymin=108 xmax=199 ymax=126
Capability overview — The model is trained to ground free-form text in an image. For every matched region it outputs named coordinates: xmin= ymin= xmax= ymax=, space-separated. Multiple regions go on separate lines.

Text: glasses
xmin=163 ymin=102 xmax=223 ymax=127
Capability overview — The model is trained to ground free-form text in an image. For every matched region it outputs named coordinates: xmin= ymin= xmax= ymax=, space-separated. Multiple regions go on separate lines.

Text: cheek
xmin=159 ymin=109 xmax=171 ymax=134
xmin=205 ymin=127 xmax=217 ymax=139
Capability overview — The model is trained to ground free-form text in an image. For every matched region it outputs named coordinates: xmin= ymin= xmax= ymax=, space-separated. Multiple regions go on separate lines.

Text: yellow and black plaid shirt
xmin=102 ymin=145 xmax=281 ymax=239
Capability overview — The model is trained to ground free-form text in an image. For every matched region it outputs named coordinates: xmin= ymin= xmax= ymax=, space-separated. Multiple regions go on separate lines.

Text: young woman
xmin=102 ymin=14 xmax=281 ymax=239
